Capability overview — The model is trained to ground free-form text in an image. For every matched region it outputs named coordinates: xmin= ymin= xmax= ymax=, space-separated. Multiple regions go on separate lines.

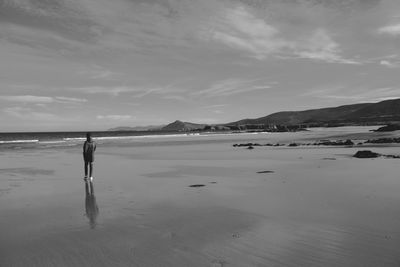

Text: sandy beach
xmin=1 ymin=127 xmax=400 ymax=266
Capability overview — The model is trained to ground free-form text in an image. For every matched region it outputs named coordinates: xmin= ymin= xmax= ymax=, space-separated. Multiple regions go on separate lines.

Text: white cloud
xmin=193 ymin=78 xmax=272 ymax=98
xmin=162 ymin=95 xmax=186 ymax=101
xmin=4 ymin=107 xmax=58 ymax=121
xmin=380 ymin=60 xmax=399 ymax=68
xmin=71 ymin=86 xmax=135 ymax=96
xmin=71 ymin=85 xmax=184 ymax=98
xmin=378 ymin=23 xmax=400 ymax=36
xmin=0 ymin=95 xmax=53 ymax=103
xmin=0 ymin=95 xmax=87 ymax=104
xmin=204 ymin=6 xmax=288 ymax=60
xmin=294 ymin=29 xmax=359 ymax=64
xmin=204 ymin=6 xmax=358 ymax=64
xmin=96 ymin=115 xmax=132 ymax=120
xmin=54 ymin=96 xmax=88 ymax=103
xmin=78 ymin=65 xmax=122 ymax=80
xmin=304 ymin=86 xmax=400 ymax=103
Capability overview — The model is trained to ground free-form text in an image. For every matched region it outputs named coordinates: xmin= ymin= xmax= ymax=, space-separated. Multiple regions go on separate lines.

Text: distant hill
xmin=108 ymin=125 xmax=164 ymax=131
xmin=341 ymin=98 xmax=400 ymax=122
xmin=108 ymin=98 xmax=400 ymax=131
xmin=161 ymin=120 xmax=207 ymax=131
xmin=228 ymin=98 xmax=400 ymax=126
xmin=228 ymin=103 xmax=370 ymax=126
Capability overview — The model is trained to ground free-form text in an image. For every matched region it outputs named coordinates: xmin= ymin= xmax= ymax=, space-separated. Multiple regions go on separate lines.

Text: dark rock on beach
xmin=385 ymin=154 xmax=400 ymax=159
xmin=353 ymin=150 xmax=380 ymax=158
xmin=352 ymin=150 xmax=400 ymax=159
xmin=315 ymin=139 xmax=354 ymax=146
xmin=189 ymin=184 xmax=206 ymax=187
xmin=233 ymin=143 xmax=261 ymax=147
xmin=343 ymin=139 xmax=355 ymax=146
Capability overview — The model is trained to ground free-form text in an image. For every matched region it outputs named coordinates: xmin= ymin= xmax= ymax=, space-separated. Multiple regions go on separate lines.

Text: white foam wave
xmin=0 ymin=139 xmax=39 ymax=144
xmin=63 ymin=137 xmax=86 ymax=141
xmin=39 ymin=140 xmax=67 ymax=144
xmin=63 ymin=134 xmax=200 ymax=142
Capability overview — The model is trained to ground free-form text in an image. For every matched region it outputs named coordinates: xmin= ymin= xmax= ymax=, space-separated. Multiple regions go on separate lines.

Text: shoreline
xmin=2 ymin=126 xmax=400 ymax=154
xmin=0 ymin=125 xmax=386 ymax=150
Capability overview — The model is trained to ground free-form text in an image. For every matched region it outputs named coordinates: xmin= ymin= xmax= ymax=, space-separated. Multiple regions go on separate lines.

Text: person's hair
xmin=86 ymin=132 xmax=91 ymax=140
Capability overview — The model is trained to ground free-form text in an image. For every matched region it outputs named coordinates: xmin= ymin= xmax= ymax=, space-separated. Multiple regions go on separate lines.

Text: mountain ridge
xmin=108 ymin=98 xmax=400 ymax=131
xmin=161 ymin=120 xmax=207 ymax=132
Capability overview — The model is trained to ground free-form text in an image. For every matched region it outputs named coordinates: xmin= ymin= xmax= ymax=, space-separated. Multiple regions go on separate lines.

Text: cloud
xmin=0 ymin=95 xmax=87 ymax=104
xmin=96 ymin=115 xmax=132 ymax=120
xmin=203 ymin=6 xmax=358 ymax=64
xmin=78 ymin=66 xmax=122 ymax=80
xmin=0 ymin=0 xmax=99 ymax=43
xmin=200 ymin=104 xmax=227 ymax=114
xmin=54 ymin=96 xmax=88 ymax=103
xmin=378 ymin=23 xmax=400 ymax=36
xmin=0 ymin=95 xmax=53 ymax=103
xmin=380 ymin=60 xmax=399 ymax=68
xmin=304 ymin=86 xmax=400 ymax=103
xmin=1 ymin=0 xmax=363 ymax=65
xmin=162 ymin=95 xmax=186 ymax=101
xmin=71 ymin=86 xmax=134 ymax=96
xmin=4 ymin=106 xmax=58 ymax=121
xmin=203 ymin=6 xmax=288 ymax=60
xmin=193 ymin=78 xmax=272 ymax=98
xmin=294 ymin=29 xmax=360 ymax=64
xmin=71 ymin=85 xmax=184 ymax=97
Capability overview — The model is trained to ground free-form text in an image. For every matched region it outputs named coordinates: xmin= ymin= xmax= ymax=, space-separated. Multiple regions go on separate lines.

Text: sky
xmin=0 ymin=0 xmax=400 ymax=131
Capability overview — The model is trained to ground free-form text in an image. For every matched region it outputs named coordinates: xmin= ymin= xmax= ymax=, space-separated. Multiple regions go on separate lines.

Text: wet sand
xmin=1 ymin=128 xmax=400 ymax=266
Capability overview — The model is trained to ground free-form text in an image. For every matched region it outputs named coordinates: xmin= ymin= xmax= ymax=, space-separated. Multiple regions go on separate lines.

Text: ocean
xmin=0 ymin=131 xmax=203 ymax=150
xmin=0 ymin=126 xmax=382 ymax=151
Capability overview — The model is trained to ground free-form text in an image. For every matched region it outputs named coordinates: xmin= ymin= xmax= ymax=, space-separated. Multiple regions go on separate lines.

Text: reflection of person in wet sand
xmin=85 ymin=180 xmax=99 ymax=229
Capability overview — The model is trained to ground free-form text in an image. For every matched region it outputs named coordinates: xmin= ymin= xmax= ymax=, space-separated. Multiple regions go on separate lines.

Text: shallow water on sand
xmin=1 ymin=127 xmax=400 ymax=266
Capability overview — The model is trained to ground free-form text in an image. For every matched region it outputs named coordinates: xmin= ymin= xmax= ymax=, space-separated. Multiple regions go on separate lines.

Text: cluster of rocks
xmin=233 ymin=143 xmax=284 ymax=147
xmin=233 ymin=143 xmax=285 ymax=149
xmin=365 ymin=138 xmax=400 ymax=144
xmin=313 ymin=139 xmax=354 ymax=146
xmin=233 ymin=139 xmax=355 ymax=148
xmin=233 ymin=137 xmax=400 ymax=151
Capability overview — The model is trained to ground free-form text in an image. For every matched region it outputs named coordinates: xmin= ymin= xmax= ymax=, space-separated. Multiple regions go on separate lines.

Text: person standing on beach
xmin=83 ymin=132 xmax=96 ymax=180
